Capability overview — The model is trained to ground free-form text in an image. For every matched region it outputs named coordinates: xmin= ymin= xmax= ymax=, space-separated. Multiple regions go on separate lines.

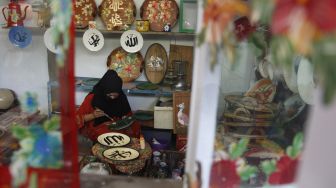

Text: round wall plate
xmin=44 ymin=27 xmax=61 ymax=54
xmin=8 ymin=26 xmax=32 ymax=48
xmin=120 ymin=30 xmax=143 ymax=53
xmin=83 ymin=28 xmax=104 ymax=51
xmin=97 ymin=132 xmax=131 ymax=147
xmin=297 ymin=57 xmax=315 ymax=105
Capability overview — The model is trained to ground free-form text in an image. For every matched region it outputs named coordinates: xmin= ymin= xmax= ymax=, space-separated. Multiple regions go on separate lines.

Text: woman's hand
xmin=93 ymin=108 xmax=105 ymax=118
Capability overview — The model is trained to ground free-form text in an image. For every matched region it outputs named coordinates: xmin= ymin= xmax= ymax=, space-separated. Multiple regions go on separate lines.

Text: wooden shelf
xmin=76 ymin=77 xmax=173 ymax=97
xmin=75 ymin=29 xmax=196 ymax=40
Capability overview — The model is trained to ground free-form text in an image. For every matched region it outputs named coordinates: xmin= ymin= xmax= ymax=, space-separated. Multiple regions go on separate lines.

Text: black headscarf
xmin=91 ymin=70 xmax=131 ymax=125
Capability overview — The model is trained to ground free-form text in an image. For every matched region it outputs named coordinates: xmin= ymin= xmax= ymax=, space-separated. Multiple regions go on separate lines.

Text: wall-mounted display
xmin=140 ymin=0 xmax=179 ymax=32
xmin=179 ymin=0 xmax=197 ymax=33
xmin=8 ymin=26 xmax=32 ymax=48
xmin=74 ymin=0 xmax=97 ymax=28
xmin=120 ymin=30 xmax=143 ymax=53
xmin=107 ymin=47 xmax=144 ymax=82
xmin=99 ymin=0 xmax=136 ymax=31
xmin=144 ymin=43 xmax=168 ymax=84
xmin=82 ymin=28 xmax=104 ymax=51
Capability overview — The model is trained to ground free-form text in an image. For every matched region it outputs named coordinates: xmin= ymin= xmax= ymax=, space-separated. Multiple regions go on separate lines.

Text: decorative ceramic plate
xmin=140 ymin=0 xmax=179 ymax=31
xmin=82 ymin=28 xmax=104 ymax=51
xmin=44 ymin=27 xmax=61 ymax=54
xmin=99 ymin=0 xmax=136 ymax=31
xmin=283 ymin=94 xmax=306 ymax=122
xmin=74 ymin=0 xmax=97 ymax=28
xmin=107 ymin=47 xmax=144 ymax=82
xmin=8 ymin=26 xmax=32 ymax=48
xmin=225 ymin=95 xmax=278 ymax=113
xmin=221 ymin=121 xmax=272 ymax=127
xmin=92 ymin=138 xmax=152 ymax=166
xmin=144 ymin=43 xmax=168 ymax=84
xmin=103 ymin=147 xmax=139 ymax=161
xmin=297 ymin=57 xmax=315 ymax=105
xmin=80 ymin=162 xmax=112 ymax=175
xmin=97 ymin=132 xmax=131 ymax=147
xmin=283 ymin=56 xmax=300 ymax=93
xmin=245 ymin=79 xmax=276 ymax=103
xmin=120 ymin=30 xmax=144 ymax=53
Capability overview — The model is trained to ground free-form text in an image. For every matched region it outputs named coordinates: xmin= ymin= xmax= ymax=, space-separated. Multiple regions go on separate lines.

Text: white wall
xmin=0 ymin=29 xmax=49 ymax=114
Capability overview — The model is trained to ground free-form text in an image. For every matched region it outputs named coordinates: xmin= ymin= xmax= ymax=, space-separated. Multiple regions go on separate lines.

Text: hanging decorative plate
xmin=74 ymin=0 xmax=97 ymax=28
xmin=283 ymin=56 xmax=300 ymax=93
xmin=245 ymin=79 xmax=276 ymax=103
xmin=140 ymin=0 xmax=179 ymax=31
xmin=297 ymin=57 xmax=315 ymax=105
xmin=144 ymin=43 xmax=168 ymax=84
xmin=8 ymin=26 xmax=32 ymax=48
xmin=97 ymin=132 xmax=131 ymax=147
xmin=99 ymin=0 xmax=136 ymax=31
xmin=44 ymin=27 xmax=61 ymax=54
xmin=82 ymin=28 xmax=104 ymax=51
xmin=120 ymin=30 xmax=144 ymax=53
xmin=103 ymin=147 xmax=140 ymax=161
xmin=283 ymin=94 xmax=306 ymax=123
xmin=107 ymin=47 xmax=144 ymax=82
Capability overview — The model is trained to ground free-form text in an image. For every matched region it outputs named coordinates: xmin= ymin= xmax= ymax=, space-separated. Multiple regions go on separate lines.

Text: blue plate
xmin=8 ymin=26 xmax=32 ymax=48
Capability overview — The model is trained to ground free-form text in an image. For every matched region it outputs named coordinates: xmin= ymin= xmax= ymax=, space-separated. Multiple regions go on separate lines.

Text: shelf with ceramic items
xmin=75 ymin=29 xmax=196 ymax=40
xmin=75 ymin=77 xmax=173 ymax=97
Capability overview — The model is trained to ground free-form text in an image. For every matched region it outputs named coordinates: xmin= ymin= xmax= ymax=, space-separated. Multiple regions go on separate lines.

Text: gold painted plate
xmin=99 ymin=0 xmax=136 ymax=31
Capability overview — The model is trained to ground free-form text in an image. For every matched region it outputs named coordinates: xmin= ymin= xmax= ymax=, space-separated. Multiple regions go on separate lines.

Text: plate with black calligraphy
xmin=97 ymin=132 xmax=131 ymax=147
xmin=92 ymin=138 xmax=152 ymax=166
xmin=103 ymin=147 xmax=139 ymax=161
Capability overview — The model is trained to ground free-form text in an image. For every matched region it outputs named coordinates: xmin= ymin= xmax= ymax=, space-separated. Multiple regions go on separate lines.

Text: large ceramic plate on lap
xmin=297 ymin=57 xmax=315 ymax=105
xmin=144 ymin=43 xmax=168 ymax=84
xmin=99 ymin=0 xmax=136 ymax=31
xmin=97 ymin=132 xmax=130 ymax=147
xmin=140 ymin=0 xmax=179 ymax=31
xmin=9 ymin=26 xmax=32 ymax=48
xmin=74 ymin=0 xmax=97 ymax=28
xmin=92 ymin=138 xmax=152 ymax=166
xmin=103 ymin=147 xmax=139 ymax=161
xmin=107 ymin=47 xmax=144 ymax=82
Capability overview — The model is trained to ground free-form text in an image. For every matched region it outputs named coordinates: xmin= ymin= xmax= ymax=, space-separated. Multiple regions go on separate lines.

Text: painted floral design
xmin=74 ymin=0 xmax=96 ymax=28
xmin=271 ymin=0 xmax=336 ymax=55
xmin=107 ymin=47 xmax=143 ymax=82
xmin=141 ymin=0 xmax=178 ymax=31
xmin=10 ymin=117 xmax=63 ymax=187
xmin=268 ymin=156 xmax=299 ymax=184
xmin=210 ymin=160 xmax=240 ymax=188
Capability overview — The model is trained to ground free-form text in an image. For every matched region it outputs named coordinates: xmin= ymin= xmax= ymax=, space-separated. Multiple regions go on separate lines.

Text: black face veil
xmin=91 ymin=70 xmax=131 ymax=125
